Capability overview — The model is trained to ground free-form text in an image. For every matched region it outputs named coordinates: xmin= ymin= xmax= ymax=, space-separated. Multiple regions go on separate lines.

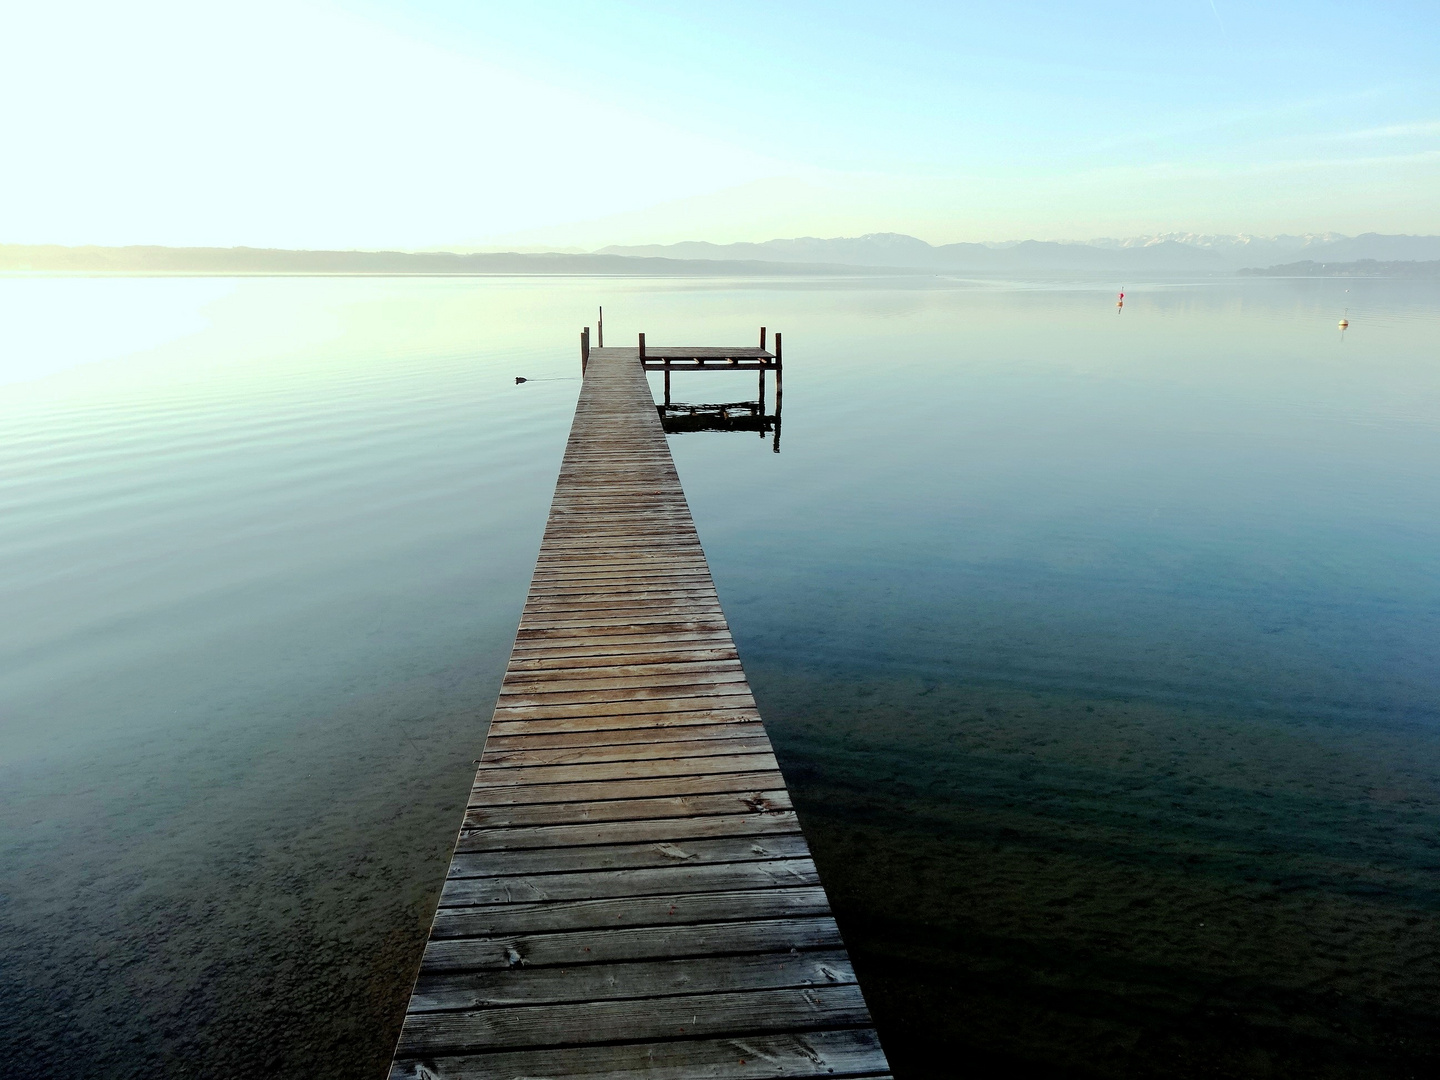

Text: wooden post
xmin=638 ymin=332 xmax=646 ymax=361
xmin=774 ymin=330 xmax=782 ymax=389
xmin=663 ymin=366 xmax=670 ymax=406
xmin=598 ymin=306 xmax=604 ymax=348
xmin=760 ymin=326 xmax=767 ymax=351
xmin=772 ymin=335 xmax=783 ymax=453
xmin=581 ymin=327 xmax=589 ymax=373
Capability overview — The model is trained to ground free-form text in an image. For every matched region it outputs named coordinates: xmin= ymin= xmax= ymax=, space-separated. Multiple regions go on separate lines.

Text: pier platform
xmin=388 ymin=337 xmax=888 ymax=1080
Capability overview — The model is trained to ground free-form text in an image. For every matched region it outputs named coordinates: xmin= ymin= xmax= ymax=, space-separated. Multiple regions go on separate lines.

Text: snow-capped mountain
xmin=600 ymin=232 xmax=1440 ymax=272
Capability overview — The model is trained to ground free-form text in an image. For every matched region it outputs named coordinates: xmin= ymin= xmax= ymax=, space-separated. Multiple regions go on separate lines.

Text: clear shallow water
xmin=1 ymin=274 xmax=1438 ymax=1077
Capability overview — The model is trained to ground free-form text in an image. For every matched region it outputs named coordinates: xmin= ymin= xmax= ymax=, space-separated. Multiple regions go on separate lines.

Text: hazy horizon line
xmin=6 ymin=229 xmax=1440 ymax=256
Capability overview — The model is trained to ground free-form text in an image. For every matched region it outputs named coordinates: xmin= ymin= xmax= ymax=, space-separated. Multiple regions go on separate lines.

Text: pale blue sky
xmin=4 ymin=1 xmax=1437 ymax=248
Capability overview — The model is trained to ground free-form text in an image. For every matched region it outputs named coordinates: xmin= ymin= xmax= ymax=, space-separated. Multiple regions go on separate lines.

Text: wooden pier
xmin=388 ymin=332 xmax=888 ymax=1080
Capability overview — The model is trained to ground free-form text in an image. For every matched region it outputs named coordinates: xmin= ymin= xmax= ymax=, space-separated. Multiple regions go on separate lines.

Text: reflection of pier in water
xmin=659 ymin=398 xmax=781 ymax=452
xmin=636 ymin=327 xmax=784 ymax=453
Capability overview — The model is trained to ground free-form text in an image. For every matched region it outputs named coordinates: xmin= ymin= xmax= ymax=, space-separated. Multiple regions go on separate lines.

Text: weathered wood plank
xmin=467 ymin=769 xmax=787 ymax=809
xmin=523 ymin=581 xmax=710 ymax=597
xmin=524 ymin=586 xmax=716 ymax=602
xmin=478 ymin=736 xmax=773 ymax=769
xmin=469 ymin=752 xmax=777 ymax=788
xmin=464 ymin=789 xmax=790 ymax=829
xmin=510 ymin=629 xmax=734 ymax=651
xmin=519 ymin=597 xmax=723 ymax=617
xmin=454 ymin=809 xmax=798 ymax=853
xmin=430 ymin=885 xmax=827 ymax=937
xmin=531 ymin=562 xmax=709 ymax=580
xmin=502 ymin=659 xmax=744 ymax=683
xmin=521 ymin=587 xmax=717 ymax=604
xmin=389 ymin=1028 xmax=889 ymax=1080
xmin=446 ymin=833 xmax=812 ymax=880
xmin=394 ymin=984 xmax=873 ymax=1054
xmin=483 ymin=720 xmax=766 ymax=750
xmin=418 ymin=916 xmax=842 ymax=973
xmin=496 ymin=670 xmax=750 ymax=698
xmin=542 ymin=518 xmax=696 ymax=528
xmin=486 ymin=707 xmax=762 ymax=737
xmin=525 ymin=577 xmax=717 ymax=595
xmin=528 ymin=562 xmax=711 ymax=577
xmin=409 ymin=950 xmax=856 ymax=1012
xmin=515 ymin=614 xmax=730 ymax=633
xmin=488 ymin=698 xmax=758 ymax=724
xmin=492 ymin=683 xmax=753 ymax=710
xmin=643 ymin=346 xmax=775 ymax=358
xmin=507 ymin=647 xmax=740 ymax=671
xmin=532 ymin=551 xmax=701 ymax=563
xmin=438 ymin=857 xmax=821 ymax=907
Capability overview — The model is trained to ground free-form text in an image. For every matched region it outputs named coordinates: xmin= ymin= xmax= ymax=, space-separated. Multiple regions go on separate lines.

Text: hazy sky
xmin=5 ymin=1 xmax=1438 ymax=249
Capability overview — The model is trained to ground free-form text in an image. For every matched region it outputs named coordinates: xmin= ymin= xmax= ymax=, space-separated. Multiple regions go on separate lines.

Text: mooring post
xmin=774 ymin=331 xmax=782 ymax=397
xmin=760 ymin=326 xmax=767 ymax=350
xmin=638 ymin=332 xmax=646 ymax=361
xmin=663 ymin=366 xmax=670 ymax=406
xmin=581 ymin=327 xmax=589 ymax=373
xmin=773 ymin=334 xmax=783 ymax=455
xmin=598 ymin=306 xmax=604 ymax=348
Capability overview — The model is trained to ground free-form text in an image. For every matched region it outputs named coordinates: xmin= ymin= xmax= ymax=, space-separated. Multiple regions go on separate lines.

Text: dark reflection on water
xmin=757 ymin=669 xmax=1440 ymax=1079
xmin=1 ymin=275 xmax=1438 ymax=1077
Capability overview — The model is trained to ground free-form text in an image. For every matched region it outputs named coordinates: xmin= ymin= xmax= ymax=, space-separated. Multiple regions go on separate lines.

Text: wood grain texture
xmin=445 ymin=833 xmax=813 ymax=880
xmin=487 ymin=706 xmax=762 ymax=737
xmin=418 ymin=916 xmax=844 ymax=973
xmin=467 ymin=770 xmax=789 ymax=809
xmin=395 ymin=985 xmax=873 ymax=1054
xmin=483 ymin=720 xmax=765 ymax=750
xmin=429 ymin=885 xmax=830 ymax=937
xmin=389 ymin=1028 xmax=888 ymax=1080
xmin=477 ymin=735 xmax=774 ymax=768
xmin=390 ymin=345 xmax=886 ymax=1077
xmin=409 ymin=950 xmax=856 ymax=1011
xmin=437 ymin=857 xmax=823 ymax=907
xmin=453 ymin=809 xmax=800 ymax=854
xmin=462 ymin=789 xmax=791 ymax=829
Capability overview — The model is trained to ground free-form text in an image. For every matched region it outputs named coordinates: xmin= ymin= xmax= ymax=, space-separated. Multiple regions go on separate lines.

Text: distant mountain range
xmin=599 ymin=232 xmax=1440 ymax=273
xmin=6 ymin=234 xmax=1440 ymax=277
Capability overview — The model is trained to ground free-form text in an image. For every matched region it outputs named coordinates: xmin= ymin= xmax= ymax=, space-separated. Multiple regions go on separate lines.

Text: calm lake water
xmin=1 ymin=274 xmax=1437 ymax=1078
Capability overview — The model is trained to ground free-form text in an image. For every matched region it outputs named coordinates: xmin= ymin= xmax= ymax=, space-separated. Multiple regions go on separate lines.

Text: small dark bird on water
xmin=515 ymin=377 xmax=528 ymax=384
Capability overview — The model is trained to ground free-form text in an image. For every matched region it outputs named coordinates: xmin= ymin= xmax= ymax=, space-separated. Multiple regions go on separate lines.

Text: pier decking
xmin=388 ymin=339 xmax=888 ymax=1079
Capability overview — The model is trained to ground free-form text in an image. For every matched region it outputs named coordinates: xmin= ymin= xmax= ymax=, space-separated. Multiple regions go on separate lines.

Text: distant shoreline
xmin=0 ymin=244 xmax=924 ymax=279
xmin=5 ymin=244 xmax=1439 ymax=280
xmin=1238 ymin=259 xmax=1440 ymax=278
